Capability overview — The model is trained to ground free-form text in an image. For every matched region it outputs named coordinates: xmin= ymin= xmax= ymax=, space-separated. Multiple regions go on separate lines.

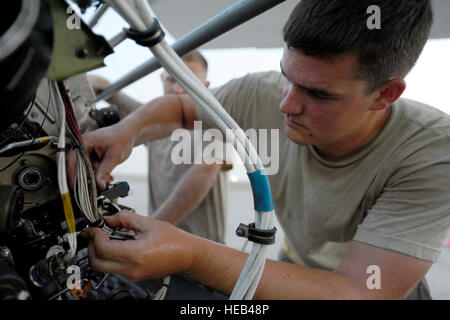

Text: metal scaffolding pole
xmin=87 ymin=3 xmax=109 ymax=28
xmin=95 ymin=0 xmax=286 ymax=102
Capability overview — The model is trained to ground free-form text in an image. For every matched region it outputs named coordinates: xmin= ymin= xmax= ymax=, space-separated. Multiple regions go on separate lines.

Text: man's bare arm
xmin=185 ymin=238 xmax=431 ymax=299
xmin=120 ymin=93 xmax=197 ymax=147
xmin=152 ymin=161 xmax=223 ymax=225
xmin=86 ymin=211 xmax=431 ymax=299
xmin=67 ymin=93 xmax=197 ymax=189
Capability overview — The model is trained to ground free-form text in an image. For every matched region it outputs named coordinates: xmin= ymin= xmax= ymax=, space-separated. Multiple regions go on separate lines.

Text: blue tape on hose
xmin=248 ymin=170 xmax=274 ymax=212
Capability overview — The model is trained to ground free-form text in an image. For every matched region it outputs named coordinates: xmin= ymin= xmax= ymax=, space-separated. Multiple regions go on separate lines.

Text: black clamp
xmin=236 ymin=223 xmax=277 ymax=245
xmin=91 ymin=217 xmax=105 ymax=228
xmin=89 ymin=107 xmax=120 ymax=128
xmin=125 ymin=18 xmax=165 ymax=48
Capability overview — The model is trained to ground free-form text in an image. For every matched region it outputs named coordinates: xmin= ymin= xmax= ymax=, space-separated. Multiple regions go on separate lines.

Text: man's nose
xmin=279 ymin=86 xmax=304 ymax=115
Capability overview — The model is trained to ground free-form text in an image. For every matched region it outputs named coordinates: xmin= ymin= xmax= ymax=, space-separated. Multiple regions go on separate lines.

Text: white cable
xmin=156 ymin=42 xmax=274 ymax=299
xmin=244 ymin=249 xmax=267 ymax=300
xmin=105 ymin=0 xmax=275 ymax=300
xmin=107 ymin=0 xmax=261 ymax=173
xmin=234 ymin=211 xmax=273 ymax=299
xmin=154 ymin=276 xmax=170 ymax=300
xmin=132 ymin=0 xmax=154 ymax=26
xmin=73 ymin=148 xmax=99 ymax=223
xmin=50 ymin=81 xmax=77 ymax=260
xmin=106 ymin=0 xmax=146 ymax=31
xmin=154 ymin=42 xmax=262 ymax=172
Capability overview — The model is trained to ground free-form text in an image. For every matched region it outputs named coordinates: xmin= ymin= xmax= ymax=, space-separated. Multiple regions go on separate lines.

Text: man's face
xmin=161 ymin=60 xmax=209 ymax=94
xmin=279 ymin=47 xmax=380 ymax=152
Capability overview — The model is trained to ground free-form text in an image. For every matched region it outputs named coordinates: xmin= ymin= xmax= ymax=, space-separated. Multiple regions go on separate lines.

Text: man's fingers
xmin=86 ymin=227 xmax=135 ymax=262
xmin=104 ymin=211 xmax=149 ymax=233
xmin=88 ymin=241 xmax=127 ymax=275
xmin=94 ymin=152 xmax=116 ymax=190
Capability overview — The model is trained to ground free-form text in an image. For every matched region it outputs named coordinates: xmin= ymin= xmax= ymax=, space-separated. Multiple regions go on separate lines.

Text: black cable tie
xmin=92 ymin=218 xmax=105 ymax=228
xmin=125 ymin=18 xmax=165 ymax=48
xmin=235 ymin=223 xmax=277 ymax=245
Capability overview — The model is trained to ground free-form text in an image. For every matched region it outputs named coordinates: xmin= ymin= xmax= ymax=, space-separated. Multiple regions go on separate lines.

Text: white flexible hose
xmin=104 ymin=0 xmax=275 ymax=300
xmin=155 ymin=41 xmax=263 ymax=172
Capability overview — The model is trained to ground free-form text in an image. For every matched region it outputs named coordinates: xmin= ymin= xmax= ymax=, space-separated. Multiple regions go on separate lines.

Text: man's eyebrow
xmin=280 ymin=61 xmax=341 ymax=98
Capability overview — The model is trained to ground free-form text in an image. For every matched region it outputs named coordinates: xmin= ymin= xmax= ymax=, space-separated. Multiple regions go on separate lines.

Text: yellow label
xmin=61 ymin=193 xmax=76 ymax=234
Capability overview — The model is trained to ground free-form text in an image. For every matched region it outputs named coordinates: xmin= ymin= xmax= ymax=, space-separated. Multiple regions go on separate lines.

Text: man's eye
xmin=311 ymin=92 xmax=329 ymax=100
xmin=308 ymin=91 xmax=333 ymax=100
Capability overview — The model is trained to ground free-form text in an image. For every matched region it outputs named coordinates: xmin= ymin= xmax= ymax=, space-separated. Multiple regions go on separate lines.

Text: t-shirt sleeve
xmin=354 ymin=138 xmax=450 ymax=262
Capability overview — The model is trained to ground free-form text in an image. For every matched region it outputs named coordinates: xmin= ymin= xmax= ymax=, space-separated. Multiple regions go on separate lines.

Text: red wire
xmin=57 ymin=81 xmax=84 ymax=145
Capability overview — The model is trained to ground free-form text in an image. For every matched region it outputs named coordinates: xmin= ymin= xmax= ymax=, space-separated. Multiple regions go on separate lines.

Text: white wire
xmin=105 ymin=0 xmax=146 ymax=31
xmin=244 ymin=214 xmax=273 ymax=299
xmin=107 ymin=0 xmax=262 ymax=172
xmin=154 ymin=42 xmax=262 ymax=172
xmin=105 ymin=0 xmax=275 ymax=300
xmin=154 ymin=276 xmax=170 ymax=300
xmin=132 ymin=0 xmax=154 ymax=26
xmin=244 ymin=248 xmax=268 ymax=300
xmin=231 ymin=211 xmax=274 ymax=299
xmin=72 ymin=143 xmax=99 ymax=224
xmin=50 ymin=81 xmax=77 ymax=260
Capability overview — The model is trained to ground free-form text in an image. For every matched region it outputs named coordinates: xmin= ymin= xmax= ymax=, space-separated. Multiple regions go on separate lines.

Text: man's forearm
xmin=118 ymin=94 xmax=194 ymax=147
xmin=183 ymin=237 xmax=363 ymax=300
xmin=153 ymin=163 xmax=223 ymax=225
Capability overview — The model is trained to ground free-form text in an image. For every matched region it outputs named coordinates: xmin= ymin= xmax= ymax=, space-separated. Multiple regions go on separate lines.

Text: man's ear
xmin=369 ymin=78 xmax=406 ymax=111
xmin=204 ymin=81 xmax=210 ymax=89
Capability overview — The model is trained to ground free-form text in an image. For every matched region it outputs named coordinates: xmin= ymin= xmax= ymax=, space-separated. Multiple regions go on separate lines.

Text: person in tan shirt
xmin=71 ymin=0 xmax=449 ymax=299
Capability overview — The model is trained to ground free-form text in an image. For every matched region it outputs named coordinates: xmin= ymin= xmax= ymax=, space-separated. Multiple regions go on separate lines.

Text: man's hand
xmin=67 ymin=123 xmax=135 ymax=190
xmin=84 ymin=211 xmax=196 ymax=280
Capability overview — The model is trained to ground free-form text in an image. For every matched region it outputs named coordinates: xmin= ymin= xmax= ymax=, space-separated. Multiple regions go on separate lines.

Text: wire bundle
xmin=153 ymin=276 xmax=170 ymax=300
xmin=104 ymin=0 xmax=275 ymax=300
xmin=50 ymin=80 xmax=103 ymax=262
xmin=56 ymin=82 xmax=99 ymax=225
xmin=50 ymin=81 xmax=77 ymax=260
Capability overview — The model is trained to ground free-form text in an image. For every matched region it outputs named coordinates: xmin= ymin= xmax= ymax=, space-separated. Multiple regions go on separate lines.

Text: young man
xmin=89 ymin=51 xmax=229 ymax=244
xmin=72 ymin=0 xmax=450 ymax=299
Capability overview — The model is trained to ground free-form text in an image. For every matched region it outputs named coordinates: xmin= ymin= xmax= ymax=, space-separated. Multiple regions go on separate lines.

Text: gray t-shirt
xmin=203 ymin=71 xmax=450 ymax=270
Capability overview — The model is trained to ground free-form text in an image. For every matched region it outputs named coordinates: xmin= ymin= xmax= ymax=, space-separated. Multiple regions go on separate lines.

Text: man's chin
xmin=284 ymin=125 xmax=312 ymax=146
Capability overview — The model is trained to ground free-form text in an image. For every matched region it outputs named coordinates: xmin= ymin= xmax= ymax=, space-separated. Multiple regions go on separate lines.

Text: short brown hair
xmin=181 ymin=50 xmax=208 ymax=73
xmin=283 ymin=0 xmax=433 ymax=91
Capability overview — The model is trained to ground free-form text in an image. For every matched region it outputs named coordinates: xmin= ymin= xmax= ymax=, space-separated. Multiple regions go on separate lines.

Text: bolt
xmin=76 ymin=47 xmax=89 ymax=59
